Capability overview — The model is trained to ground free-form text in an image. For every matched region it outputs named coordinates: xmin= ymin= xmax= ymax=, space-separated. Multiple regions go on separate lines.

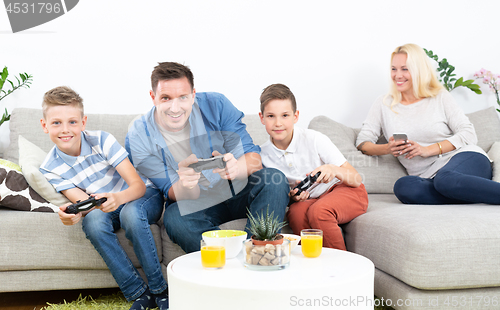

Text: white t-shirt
xmin=261 ymin=127 xmax=347 ymax=198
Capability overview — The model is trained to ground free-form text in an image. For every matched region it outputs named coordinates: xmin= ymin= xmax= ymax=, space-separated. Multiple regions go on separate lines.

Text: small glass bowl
xmin=241 ymin=238 xmax=291 ymax=270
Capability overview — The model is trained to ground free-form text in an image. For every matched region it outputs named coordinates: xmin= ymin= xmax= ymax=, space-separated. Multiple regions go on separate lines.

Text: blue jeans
xmin=164 ymin=168 xmax=290 ymax=253
xmin=394 ymin=152 xmax=500 ymax=204
xmin=82 ymin=187 xmax=166 ymax=301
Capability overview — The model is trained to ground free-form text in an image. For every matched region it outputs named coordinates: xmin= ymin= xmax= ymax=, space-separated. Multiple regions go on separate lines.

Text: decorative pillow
xmin=18 ymin=135 xmax=71 ymax=207
xmin=0 ymin=159 xmax=59 ymax=212
xmin=308 ymin=115 xmax=407 ymax=194
xmin=488 ymin=141 xmax=500 ymax=182
xmin=466 ymin=106 xmax=500 ymax=153
xmin=0 ymin=159 xmax=21 ymax=171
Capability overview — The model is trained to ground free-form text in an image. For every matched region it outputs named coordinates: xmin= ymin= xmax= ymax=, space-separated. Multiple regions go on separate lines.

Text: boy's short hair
xmin=151 ymin=62 xmax=194 ymax=94
xmin=42 ymin=86 xmax=84 ymax=118
xmin=260 ymin=83 xmax=297 ymax=113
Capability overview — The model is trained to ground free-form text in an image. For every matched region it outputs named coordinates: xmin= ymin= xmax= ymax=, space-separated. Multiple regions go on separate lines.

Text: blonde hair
xmin=387 ymin=43 xmax=444 ymax=109
xmin=42 ymin=86 xmax=84 ymax=118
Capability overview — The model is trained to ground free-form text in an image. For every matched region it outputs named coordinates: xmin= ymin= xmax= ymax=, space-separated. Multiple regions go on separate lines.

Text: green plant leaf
xmin=0 ymin=67 xmax=7 ymax=91
xmin=462 ymin=79 xmax=473 ymax=86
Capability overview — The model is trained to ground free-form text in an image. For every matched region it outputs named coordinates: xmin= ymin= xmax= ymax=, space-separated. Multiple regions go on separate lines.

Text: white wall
xmin=1 ymin=0 xmax=499 ymax=139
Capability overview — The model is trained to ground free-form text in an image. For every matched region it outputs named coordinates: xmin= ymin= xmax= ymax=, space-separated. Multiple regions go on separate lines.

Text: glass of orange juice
xmin=200 ymin=240 xmax=225 ymax=269
xmin=301 ymin=229 xmax=323 ymax=258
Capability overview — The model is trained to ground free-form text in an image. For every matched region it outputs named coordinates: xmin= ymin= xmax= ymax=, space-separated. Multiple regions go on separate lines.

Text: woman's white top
xmin=356 ymin=90 xmax=487 ymax=178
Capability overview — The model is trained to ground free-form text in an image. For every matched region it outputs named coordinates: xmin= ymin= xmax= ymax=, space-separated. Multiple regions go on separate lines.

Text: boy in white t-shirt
xmin=258 ymin=84 xmax=368 ymax=250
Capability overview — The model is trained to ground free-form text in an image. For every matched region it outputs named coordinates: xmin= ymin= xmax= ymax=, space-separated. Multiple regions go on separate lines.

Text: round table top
xmin=168 ymin=246 xmax=374 ymax=291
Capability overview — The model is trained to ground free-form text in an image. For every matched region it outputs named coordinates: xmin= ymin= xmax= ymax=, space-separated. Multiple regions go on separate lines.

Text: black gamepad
xmin=293 ymin=172 xmax=321 ymax=196
xmin=65 ymin=197 xmax=107 ymax=214
xmin=188 ymin=155 xmax=226 ymax=173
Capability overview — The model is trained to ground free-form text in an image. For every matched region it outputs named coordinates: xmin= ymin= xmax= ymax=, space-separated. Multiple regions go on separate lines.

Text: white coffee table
xmin=167 ymin=246 xmax=374 ymax=309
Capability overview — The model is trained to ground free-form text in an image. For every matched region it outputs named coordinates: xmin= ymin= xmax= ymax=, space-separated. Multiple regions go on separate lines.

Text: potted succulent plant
xmin=247 ymin=206 xmax=287 ymax=245
xmin=244 ymin=207 xmax=290 ymax=269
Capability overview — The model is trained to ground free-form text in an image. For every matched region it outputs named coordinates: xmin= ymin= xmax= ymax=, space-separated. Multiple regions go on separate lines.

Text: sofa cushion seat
xmin=0 ymin=208 xmax=162 ymax=271
xmin=344 ymin=194 xmax=500 ymax=290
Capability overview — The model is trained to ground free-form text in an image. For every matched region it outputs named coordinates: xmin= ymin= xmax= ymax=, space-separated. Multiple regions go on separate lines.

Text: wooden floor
xmin=0 ymin=288 xmax=122 ymax=310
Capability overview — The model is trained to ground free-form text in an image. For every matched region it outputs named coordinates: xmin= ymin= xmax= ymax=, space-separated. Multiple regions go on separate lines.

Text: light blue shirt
xmin=125 ymin=92 xmax=260 ymax=199
xmin=40 ymin=130 xmax=129 ymax=194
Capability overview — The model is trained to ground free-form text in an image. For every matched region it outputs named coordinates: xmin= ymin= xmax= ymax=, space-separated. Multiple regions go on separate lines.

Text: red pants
xmin=287 ymin=183 xmax=368 ymax=250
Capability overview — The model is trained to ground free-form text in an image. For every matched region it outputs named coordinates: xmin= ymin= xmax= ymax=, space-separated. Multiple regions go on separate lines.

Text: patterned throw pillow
xmin=0 ymin=159 xmax=59 ymax=212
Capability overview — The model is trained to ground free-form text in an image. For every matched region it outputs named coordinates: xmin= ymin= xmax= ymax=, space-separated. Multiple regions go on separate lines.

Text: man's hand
xmin=178 ymin=154 xmax=202 ymax=189
xmin=212 ymin=150 xmax=239 ymax=180
xmin=58 ymin=203 xmax=82 ymax=226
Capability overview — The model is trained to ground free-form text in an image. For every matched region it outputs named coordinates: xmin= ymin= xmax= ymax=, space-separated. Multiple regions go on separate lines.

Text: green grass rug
xmin=42 ymin=292 xmax=148 ymax=310
xmin=42 ymin=292 xmax=393 ymax=310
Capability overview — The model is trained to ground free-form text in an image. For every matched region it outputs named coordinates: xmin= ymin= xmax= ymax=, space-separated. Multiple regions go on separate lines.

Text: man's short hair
xmin=260 ymin=83 xmax=297 ymax=113
xmin=151 ymin=62 xmax=194 ymax=93
xmin=42 ymin=86 xmax=84 ymax=118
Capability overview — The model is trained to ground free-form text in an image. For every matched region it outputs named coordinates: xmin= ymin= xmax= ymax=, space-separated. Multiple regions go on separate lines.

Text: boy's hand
xmin=211 ymin=151 xmax=239 ymax=180
xmin=178 ymin=154 xmax=201 ymax=189
xmin=289 ymin=180 xmax=310 ymax=202
xmin=95 ymin=193 xmax=119 ymax=213
xmin=58 ymin=203 xmax=82 ymax=225
xmin=311 ymin=165 xmax=337 ymax=184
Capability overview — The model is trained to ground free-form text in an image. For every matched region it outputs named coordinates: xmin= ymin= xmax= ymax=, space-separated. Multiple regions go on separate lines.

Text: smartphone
xmin=393 ymin=133 xmax=408 ymax=143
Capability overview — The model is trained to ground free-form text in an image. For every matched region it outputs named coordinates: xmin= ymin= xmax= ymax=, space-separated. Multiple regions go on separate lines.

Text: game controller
xmin=65 ymin=197 xmax=107 ymax=214
xmin=188 ymin=155 xmax=226 ymax=172
xmin=293 ymin=172 xmax=321 ymax=196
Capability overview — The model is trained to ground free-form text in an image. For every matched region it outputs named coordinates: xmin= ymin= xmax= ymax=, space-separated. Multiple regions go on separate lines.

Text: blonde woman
xmin=356 ymin=43 xmax=500 ymax=204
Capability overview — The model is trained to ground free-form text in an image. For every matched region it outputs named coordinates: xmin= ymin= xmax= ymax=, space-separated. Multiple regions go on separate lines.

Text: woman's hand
xmin=394 ymin=139 xmax=433 ymax=159
xmin=388 ymin=136 xmax=408 ymax=157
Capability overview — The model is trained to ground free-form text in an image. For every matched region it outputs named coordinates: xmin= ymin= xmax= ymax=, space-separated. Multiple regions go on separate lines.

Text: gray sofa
xmin=2 ymin=107 xmax=500 ymax=310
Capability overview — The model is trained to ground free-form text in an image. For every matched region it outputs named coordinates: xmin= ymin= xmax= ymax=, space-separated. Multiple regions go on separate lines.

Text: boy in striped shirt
xmin=39 ymin=86 xmax=169 ymax=310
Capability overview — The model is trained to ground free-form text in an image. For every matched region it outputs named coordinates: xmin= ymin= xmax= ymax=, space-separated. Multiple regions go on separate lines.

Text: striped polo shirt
xmin=40 ymin=130 xmax=130 ymax=195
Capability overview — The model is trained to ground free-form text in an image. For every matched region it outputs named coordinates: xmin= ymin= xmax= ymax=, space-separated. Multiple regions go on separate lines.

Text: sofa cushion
xmin=18 ymin=135 xmax=71 ymax=206
xmin=307 ymin=107 xmax=500 ymax=194
xmin=344 ymin=194 xmax=500 ymax=290
xmin=0 ymin=208 xmax=162 ymax=271
xmin=0 ymin=160 xmax=59 ymax=212
xmin=308 ymin=116 xmax=407 ymax=194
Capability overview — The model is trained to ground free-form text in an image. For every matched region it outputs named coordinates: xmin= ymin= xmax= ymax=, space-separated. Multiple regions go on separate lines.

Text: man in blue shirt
xmin=126 ymin=62 xmax=289 ymax=253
